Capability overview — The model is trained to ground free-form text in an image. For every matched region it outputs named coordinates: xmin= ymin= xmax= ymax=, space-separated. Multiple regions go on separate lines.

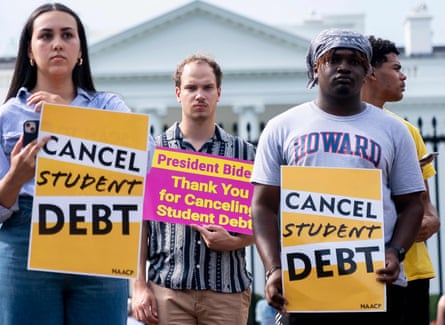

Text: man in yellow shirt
xmin=361 ymin=36 xmax=441 ymax=325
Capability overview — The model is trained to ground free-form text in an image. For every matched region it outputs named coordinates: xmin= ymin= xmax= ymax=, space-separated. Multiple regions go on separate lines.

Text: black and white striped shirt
xmin=147 ymin=122 xmax=255 ymax=293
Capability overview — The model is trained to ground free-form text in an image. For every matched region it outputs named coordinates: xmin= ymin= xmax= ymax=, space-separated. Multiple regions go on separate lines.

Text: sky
xmin=1 ymin=0 xmax=444 ymax=56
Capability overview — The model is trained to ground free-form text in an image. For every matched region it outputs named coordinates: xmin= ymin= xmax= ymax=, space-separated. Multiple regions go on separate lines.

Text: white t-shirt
xmin=252 ymin=101 xmax=424 ymax=245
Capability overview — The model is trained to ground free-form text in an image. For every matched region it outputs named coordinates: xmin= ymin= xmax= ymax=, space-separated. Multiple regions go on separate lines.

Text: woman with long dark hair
xmin=0 ymin=3 xmax=145 ymax=324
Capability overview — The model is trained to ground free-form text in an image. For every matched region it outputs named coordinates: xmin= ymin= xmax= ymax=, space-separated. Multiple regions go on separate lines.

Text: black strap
xmin=217 ymin=141 xmax=225 ymax=156
xmin=161 ymin=132 xmax=168 ymax=147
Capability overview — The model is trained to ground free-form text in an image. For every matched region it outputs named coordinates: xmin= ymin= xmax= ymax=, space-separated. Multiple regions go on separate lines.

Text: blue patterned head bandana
xmin=306 ymin=28 xmax=372 ymax=89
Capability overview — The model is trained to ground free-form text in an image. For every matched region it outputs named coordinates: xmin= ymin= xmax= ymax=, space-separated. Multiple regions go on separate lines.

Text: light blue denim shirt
xmin=0 ymin=87 xmax=155 ymax=222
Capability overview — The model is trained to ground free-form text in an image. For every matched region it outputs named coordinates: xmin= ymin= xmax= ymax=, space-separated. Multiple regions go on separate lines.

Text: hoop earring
xmin=30 ymin=58 xmax=35 ymax=67
xmin=78 ymin=57 xmax=83 ymax=66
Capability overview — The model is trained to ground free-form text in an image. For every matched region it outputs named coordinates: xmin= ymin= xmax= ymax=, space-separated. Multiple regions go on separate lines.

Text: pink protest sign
xmin=144 ymin=147 xmax=253 ymax=235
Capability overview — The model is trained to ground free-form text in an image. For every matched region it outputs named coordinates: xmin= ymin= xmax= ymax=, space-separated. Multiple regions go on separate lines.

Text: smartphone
xmin=419 ymin=152 xmax=439 ymax=164
xmin=23 ymin=120 xmax=39 ymax=146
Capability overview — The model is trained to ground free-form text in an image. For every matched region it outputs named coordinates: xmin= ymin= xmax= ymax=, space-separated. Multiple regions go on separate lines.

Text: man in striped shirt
xmin=132 ymin=53 xmax=255 ymax=325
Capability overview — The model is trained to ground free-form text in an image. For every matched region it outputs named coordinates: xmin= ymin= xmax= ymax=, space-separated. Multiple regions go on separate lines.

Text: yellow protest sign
xmin=28 ymin=104 xmax=150 ymax=279
xmin=281 ymin=166 xmax=385 ymax=312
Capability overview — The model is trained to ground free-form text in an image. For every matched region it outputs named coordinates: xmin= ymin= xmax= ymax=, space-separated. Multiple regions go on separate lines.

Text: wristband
xmin=385 ymin=243 xmax=406 ymax=262
xmin=265 ymin=265 xmax=281 ymax=281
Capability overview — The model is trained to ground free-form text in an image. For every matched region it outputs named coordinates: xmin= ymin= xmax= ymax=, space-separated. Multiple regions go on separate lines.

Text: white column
xmin=404 ymin=4 xmax=433 ymax=56
xmin=233 ymin=104 xmax=265 ymax=143
xmin=139 ymin=106 xmax=167 ymax=137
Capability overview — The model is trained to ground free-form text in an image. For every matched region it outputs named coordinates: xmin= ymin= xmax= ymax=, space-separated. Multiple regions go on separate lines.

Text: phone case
xmin=23 ymin=120 xmax=39 ymax=146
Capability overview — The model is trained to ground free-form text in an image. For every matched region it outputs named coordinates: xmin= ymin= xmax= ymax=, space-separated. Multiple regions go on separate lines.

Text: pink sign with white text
xmin=144 ymin=147 xmax=253 ymax=235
